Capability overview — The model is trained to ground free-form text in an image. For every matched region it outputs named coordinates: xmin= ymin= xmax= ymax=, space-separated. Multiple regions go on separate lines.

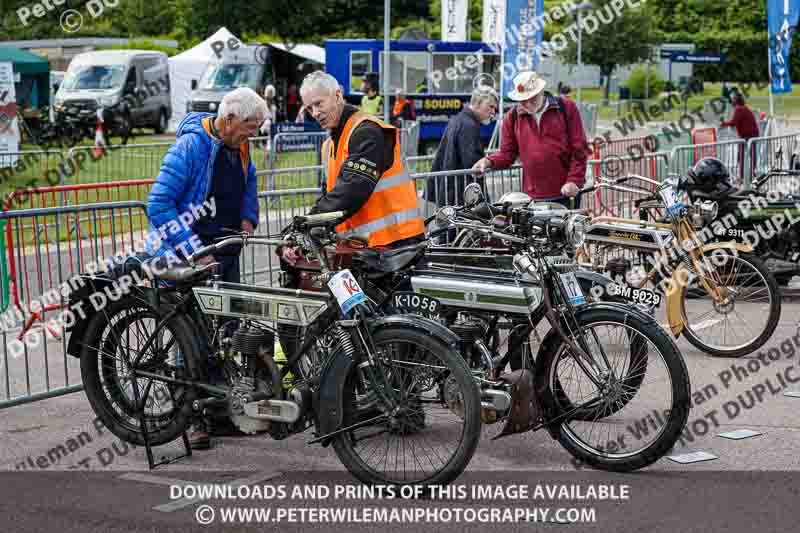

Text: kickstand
xmin=131 ymin=380 xmax=193 ymax=470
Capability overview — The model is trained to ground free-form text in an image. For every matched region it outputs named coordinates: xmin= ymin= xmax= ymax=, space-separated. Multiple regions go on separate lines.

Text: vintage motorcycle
xmin=679 ymin=164 xmax=800 ymax=286
xmin=65 ymin=211 xmax=483 ymax=486
xmin=279 ymin=198 xmax=691 ymax=472
xmin=452 ymin=177 xmax=782 ymax=358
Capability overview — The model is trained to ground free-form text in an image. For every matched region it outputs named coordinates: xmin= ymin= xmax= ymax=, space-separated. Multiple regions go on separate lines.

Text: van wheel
xmin=154 ymin=109 xmax=167 ymax=134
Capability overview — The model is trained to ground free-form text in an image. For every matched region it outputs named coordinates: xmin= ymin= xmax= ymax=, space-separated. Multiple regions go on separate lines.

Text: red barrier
xmin=4 ymin=181 xmax=153 ymax=339
xmin=692 ymin=128 xmax=718 ymax=162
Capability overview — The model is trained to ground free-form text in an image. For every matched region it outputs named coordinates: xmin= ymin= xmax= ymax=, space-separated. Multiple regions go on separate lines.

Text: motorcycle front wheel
xmin=535 ymin=306 xmax=690 ymax=472
xmin=332 ymin=326 xmax=482 ymax=486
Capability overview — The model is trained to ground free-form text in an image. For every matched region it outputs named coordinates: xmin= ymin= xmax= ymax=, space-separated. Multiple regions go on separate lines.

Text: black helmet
xmin=686 ymin=157 xmax=731 ymax=193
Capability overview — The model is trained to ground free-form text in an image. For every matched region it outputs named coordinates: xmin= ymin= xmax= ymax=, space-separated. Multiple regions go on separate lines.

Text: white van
xmin=54 ymin=50 xmax=172 ymax=135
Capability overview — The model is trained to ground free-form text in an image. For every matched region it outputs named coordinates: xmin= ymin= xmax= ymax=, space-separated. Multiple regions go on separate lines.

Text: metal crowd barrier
xmin=744 ymin=132 xmax=800 ymax=190
xmin=669 ymin=139 xmax=747 ymax=186
xmin=0 ymin=201 xmax=149 ymax=409
xmin=63 ymin=143 xmax=172 ymax=185
xmin=0 ymin=150 xmax=65 ymax=194
xmin=585 ymin=152 xmax=670 ymax=218
xmin=262 ymin=132 xmax=328 ymax=172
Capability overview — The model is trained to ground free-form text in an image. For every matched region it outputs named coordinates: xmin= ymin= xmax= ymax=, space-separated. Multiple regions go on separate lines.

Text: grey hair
xmin=218 ymin=87 xmax=268 ymax=121
xmin=300 ymin=71 xmax=340 ymax=97
xmin=470 ymin=86 xmax=499 ymax=108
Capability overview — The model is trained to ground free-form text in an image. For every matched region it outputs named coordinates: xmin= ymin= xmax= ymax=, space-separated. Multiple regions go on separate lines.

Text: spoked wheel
xmin=332 ymin=326 xmax=481 ymax=486
xmin=680 ymin=250 xmax=781 ymax=357
xmin=80 ymin=299 xmax=201 ymax=446
xmin=535 ymin=308 xmax=690 ymax=472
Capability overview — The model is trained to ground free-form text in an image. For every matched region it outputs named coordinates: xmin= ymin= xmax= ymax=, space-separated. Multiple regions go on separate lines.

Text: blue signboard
xmin=502 ymin=0 xmax=545 ymax=99
xmin=768 ymin=0 xmax=800 ymax=94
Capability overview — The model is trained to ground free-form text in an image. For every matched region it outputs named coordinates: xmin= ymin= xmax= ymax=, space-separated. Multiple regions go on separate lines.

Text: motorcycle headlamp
xmin=699 ymin=200 xmax=719 ymax=223
xmin=565 ymin=214 xmax=589 ymax=247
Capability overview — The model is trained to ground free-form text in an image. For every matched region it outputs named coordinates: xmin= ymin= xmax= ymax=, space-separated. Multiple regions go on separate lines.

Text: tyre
xmin=80 ymin=299 xmax=201 ymax=446
xmin=332 ymin=326 xmax=481 ymax=486
xmin=535 ymin=307 xmax=690 ymax=472
xmin=680 ymin=251 xmax=781 ymax=358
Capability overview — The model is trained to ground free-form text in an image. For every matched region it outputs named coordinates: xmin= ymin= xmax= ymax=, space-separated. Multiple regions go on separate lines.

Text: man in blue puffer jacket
xmin=147 ymin=87 xmax=265 ymax=278
xmin=147 ymin=87 xmax=266 ymax=449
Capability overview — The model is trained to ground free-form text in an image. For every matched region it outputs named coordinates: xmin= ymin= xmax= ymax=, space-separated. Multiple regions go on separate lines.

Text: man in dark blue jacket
xmin=147 ymin=87 xmax=266 ymax=449
xmin=428 ymin=86 xmax=497 ymax=208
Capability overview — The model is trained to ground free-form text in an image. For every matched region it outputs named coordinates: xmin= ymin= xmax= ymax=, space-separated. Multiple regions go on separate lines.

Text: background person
xmin=721 ymin=93 xmax=760 ymax=141
xmin=427 ymin=86 xmax=498 ymax=210
xmin=390 ymin=88 xmax=416 ymax=128
xmin=360 ymin=81 xmax=383 ymax=117
xmin=472 ymin=71 xmax=589 ymax=207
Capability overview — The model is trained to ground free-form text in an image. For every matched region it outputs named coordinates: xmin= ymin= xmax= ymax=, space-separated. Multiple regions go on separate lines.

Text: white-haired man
xmin=284 ymin=71 xmax=423 ymax=257
xmin=147 ymin=87 xmax=266 ymax=449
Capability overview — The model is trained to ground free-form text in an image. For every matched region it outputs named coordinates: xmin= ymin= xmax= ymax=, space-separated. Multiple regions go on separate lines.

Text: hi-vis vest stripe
xmin=323 ymin=112 xmax=423 ymax=247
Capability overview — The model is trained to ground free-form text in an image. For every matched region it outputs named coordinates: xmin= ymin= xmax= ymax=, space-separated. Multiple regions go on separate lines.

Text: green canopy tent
xmin=0 ymin=47 xmax=50 ymax=112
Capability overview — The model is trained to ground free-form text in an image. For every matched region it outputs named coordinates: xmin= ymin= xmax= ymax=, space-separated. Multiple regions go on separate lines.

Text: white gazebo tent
xmin=167 ymin=27 xmax=240 ymax=131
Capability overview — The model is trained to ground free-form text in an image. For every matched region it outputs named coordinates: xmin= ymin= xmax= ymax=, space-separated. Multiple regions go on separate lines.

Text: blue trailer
xmin=324 ymin=39 xmax=500 ymax=152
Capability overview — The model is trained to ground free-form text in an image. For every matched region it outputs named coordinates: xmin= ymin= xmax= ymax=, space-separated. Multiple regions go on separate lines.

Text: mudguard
xmin=665 ymin=241 xmax=753 ymax=337
xmin=65 ymin=274 xmax=122 ymax=358
xmin=575 ymin=270 xmax=615 ymax=288
xmin=314 ymin=314 xmax=460 ymax=445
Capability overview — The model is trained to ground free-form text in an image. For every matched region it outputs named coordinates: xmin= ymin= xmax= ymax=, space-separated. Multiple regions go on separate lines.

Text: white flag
xmin=442 ymin=0 xmax=469 ymax=42
xmin=482 ymin=0 xmax=507 ymax=47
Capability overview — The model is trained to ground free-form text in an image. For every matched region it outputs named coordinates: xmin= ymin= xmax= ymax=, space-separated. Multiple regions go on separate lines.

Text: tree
xmin=559 ymin=0 xmax=658 ymax=101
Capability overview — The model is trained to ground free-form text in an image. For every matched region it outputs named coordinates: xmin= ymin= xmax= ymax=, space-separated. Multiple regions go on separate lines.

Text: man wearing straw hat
xmin=473 ymin=71 xmax=589 ymax=206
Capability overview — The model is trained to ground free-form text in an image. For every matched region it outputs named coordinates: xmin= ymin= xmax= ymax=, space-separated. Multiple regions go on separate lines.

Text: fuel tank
xmin=583 ymin=221 xmax=675 ymax=252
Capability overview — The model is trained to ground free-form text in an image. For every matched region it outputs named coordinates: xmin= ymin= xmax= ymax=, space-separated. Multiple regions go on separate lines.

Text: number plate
xmin=391 ymin=292 xmax=441 ymax=318
xmin=327 ymin=269 xmax=366 ymax=314
xmin=658 ymin=184 xmax=685 ymax=216
xmin=607 ymin=283 xmax=663 ymax=306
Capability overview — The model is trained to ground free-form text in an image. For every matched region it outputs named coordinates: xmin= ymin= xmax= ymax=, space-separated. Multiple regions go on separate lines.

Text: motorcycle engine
xmin=227 ymin=327 xmax=277 ymax=435
xmin=449 ymin=314 xmax=491 ymax=369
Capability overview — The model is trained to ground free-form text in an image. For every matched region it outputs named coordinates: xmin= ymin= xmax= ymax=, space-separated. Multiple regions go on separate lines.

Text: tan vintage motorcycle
xmin=452 ymin=175 xmax=781 ymax=358
xmin=574 ymin=174 xmax=781 ymax=358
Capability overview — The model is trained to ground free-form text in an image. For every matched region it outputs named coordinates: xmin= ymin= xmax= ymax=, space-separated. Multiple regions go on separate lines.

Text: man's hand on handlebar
xmin=280 ymin=245 xmax=305 ymax=267
xmin=472 ymin=157 xmax=492 ymax=175
xmin=195 ymin=254 xmax=217 ymax=271
xmin=561 ymin=182 xmax=579 ymax=197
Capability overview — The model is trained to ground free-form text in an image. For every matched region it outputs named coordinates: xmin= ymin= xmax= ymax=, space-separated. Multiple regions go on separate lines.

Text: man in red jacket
xmin=472 ymin=71 xmax=589 ymax=206
xmin=721 ymin=93 xmax=760 ymax=141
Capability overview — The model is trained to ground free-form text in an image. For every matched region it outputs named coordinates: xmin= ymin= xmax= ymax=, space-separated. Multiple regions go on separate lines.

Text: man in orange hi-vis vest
xmin=288 ymin=71 xmax=424 ymax=252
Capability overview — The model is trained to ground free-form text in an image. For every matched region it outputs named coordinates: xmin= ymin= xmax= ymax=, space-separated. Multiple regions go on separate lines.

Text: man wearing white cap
xmin=473 ymin=71 xmax=589 ymax=205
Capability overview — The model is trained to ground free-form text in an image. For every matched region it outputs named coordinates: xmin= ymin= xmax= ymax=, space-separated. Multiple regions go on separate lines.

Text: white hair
xmin=300 ymin=71 xmax=340 ymax=97
xmin=264 ymin=84 xmax=276 ymax=99
xmin=470 ymin=86 xmax=499 ymax=108
xmin=218 ymin=87 xmax=268 ymax=122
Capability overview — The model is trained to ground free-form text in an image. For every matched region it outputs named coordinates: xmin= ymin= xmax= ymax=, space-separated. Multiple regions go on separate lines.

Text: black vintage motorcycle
xmin=679 ymin=160 xmax=800 ymax=286
xmin=66 ymin=211 xmax=482 ymax=486
xmin=279 ymin=199 xmax=691 ymax=472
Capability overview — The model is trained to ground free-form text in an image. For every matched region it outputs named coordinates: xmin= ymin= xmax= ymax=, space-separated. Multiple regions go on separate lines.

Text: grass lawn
xmin=580 ymin=83 xmax=800 ymax=124
xmin=0 ymin=133 xmax=324 ymax=246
